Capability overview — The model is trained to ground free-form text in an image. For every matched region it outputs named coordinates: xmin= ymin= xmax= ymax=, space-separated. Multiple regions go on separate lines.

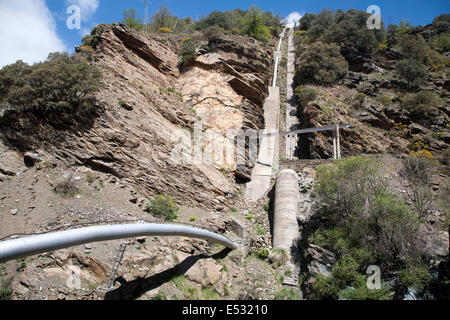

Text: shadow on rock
xmin=104 ymin=248 xmax=232 ymax=300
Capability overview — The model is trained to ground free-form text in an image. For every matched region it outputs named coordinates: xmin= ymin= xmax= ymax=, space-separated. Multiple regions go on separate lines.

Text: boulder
xmin=307 ymin=244 xmax=337 ymax=266
xmin=308 ymin=261 xmax=332 ymax=278
xmin=24 ymin=152 xmax=43 ymax=165
xmin=0 ymin=149 xmax=23 ymax=176
xmin=408 ymin=123 xmax=427 ymax=134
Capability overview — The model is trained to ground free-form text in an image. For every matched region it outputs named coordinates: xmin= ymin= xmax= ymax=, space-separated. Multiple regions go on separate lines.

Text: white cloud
xmin=67 ymin=0 xmax=99 ymax=22
xmin=283 ymin=12 xmax=303 ymax=28
xmin=0 ymin=0 xmax=67 ymax=68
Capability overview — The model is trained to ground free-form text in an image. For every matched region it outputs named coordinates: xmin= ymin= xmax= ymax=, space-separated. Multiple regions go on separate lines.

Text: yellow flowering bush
xmin=158 ymin=27 xmax=173 ymax=33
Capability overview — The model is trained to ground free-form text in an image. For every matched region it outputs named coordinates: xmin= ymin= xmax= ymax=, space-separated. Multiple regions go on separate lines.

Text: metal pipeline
xmin=0 ymin=223 xmax=237 ymax=263
xmin=273 ymin=169 xmax=300 ymax=251
xmin=272 ymin=27 xmax=287 ymax=87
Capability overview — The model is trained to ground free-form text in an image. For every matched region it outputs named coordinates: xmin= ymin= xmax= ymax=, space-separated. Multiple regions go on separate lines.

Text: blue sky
xmin=0 ymin=0 xmax=449 ymax=67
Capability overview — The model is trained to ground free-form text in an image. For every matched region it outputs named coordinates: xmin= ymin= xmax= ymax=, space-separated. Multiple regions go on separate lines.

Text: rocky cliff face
xmin=0 ymin=24 xmax=283 ymax=301
xmin=0 ymin=24 xmax=273 ymax=210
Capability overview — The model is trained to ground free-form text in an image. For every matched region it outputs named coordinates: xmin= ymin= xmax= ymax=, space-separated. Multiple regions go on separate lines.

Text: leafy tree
xmin=401 ymin=91 xmax=441 ymax=122
xmin=399 ymin=35 xmax=429 ymax=64
xmin=312 ymin=156 xmax=428 ymax=297
xmin=0 ymin=53 xmax=101 ymax=114
xmin=122 ymin=8 xmax=143 ymax=31
xmin=0 ymin=60 xmax=30 ymax=104
xmin=196 ymin=11 xmax=231 ymax=30
xmin=298 ymin=13 xmax=316 ymax=31
xmin=150 ymin=5 xmax=177 ymax=32
xmin=295 ymin=42 xmax=348 ymax=85
xmin=261 ymin=11 xmax=282 ymax=36
xmin=392 ymin=19 xmax=412 ymax=39
xmin=396 ymin=59 xmax=427 ymax=89
xmin=174 ymin=17 xmax=196 ymax=34
xmin=322 ymin=9 xmax=386 ymax=61
xmin=399 ymin=155 xmax=435 ymax=218
xmin=225 ymin=8 xmax=246 ymax=31
xmin=307 ymin=9 xmax=336 ymax=42
xmin=240 ymin=6 xmax=271 ymax=42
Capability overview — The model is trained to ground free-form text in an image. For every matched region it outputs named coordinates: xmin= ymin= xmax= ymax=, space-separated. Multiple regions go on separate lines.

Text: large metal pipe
xmin=0 ymin=223 xmax=237 ymax=263
xmin=273 ymin=169 xmax=300 ymax=251
xmin=272 ymin=27 xmax=287 ymax=87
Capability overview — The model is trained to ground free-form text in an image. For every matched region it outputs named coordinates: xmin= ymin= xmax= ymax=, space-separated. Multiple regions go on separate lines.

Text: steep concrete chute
xmin=273 ymin=169 xmax=300 ymax=251
xmin=0 ymin=223 xmax=237 ymax=263
xmin=245 ymin=29 xmax=285 ymax=202
xmin=286 ymin=28 xmax=298 ymax=160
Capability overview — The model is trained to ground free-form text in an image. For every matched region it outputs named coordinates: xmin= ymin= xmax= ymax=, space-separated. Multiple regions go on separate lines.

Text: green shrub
xmin=314 ymin=156 xmax=427 ymax=283
xmin=295 ymin=42 xmax=348 ymax=85
xmin=152 ymin=290 xmax=167 ymax=300
xmin=295 ymin=86 xmax=317 ymax=107
xmin=399 ymin=262 xmax=431 ymax=290
xmin=179 ymin=38 xmax=197 ymax=65
xmin=269 ymin=249 xmax=289 ymax=268
xmin=401 ymin=91 xmax=440 ymax=122
xmin=256 ymin=225 xmax=265 ymax=235
xmin=122 ymin=8 xmax=143 ymax=31
xmin=396 ymin=59 xmax=427 ymax=89
xmin=252 ymin=248 xmax=269 ymax=260
xmin=0 ymin=278 xmax=12 ymax=300
xmin=399 ymin=155 xmax=435 ymax=218
xmin=203 ymin=25 xmax=224 ymax=40
xmin=376 ymin=94 xmax=392 ymax=106
xmin=0 ymin=53 xmax=101 ymax=114
xmin=398 ymin=35 xmax=429 ymax=64
xmin=81 ymin=24 xmax=108 ymax=49
xmin=273 ymin=287 xmax=299 ymax=300
xmin=147 ymin=195 xmax=179 ymax=221
xmin=189 ymin=216 xmax=196 ymax=222
xmin=53 ymin=175 xmax=79 ymax=197
xmin=393 ymin=19 xmax=412 ymax=39
xmin=339 ymin=285 xmax=392 ymax=300
xmin=430 ymin=34 xmax=450 ymax=54
xmin=312 ymin=255 xmax=392 ymax=300
xmin=321 ymin=9 xmax=385 ymax=61
xmin=351 ymin=92 xmax=366 ymax=109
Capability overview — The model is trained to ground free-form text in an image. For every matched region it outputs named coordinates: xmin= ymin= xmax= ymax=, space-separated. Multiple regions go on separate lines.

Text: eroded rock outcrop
xmin=0 ymin=24 xmax=274 ymax=210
